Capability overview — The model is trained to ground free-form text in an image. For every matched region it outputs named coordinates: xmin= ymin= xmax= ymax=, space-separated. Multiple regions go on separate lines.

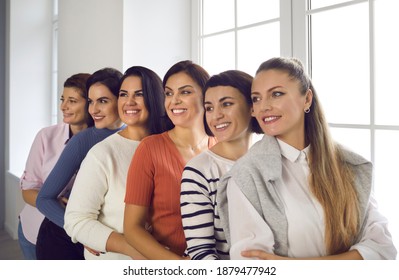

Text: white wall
xmin=123 ymin=0 xmax=192 ymax=78
xmin=5 ymin=0 xmax=53 ymax=238
xmin=58 ymin=0 xmax=123 ymax=106
xmin=4 ymin=0 xmax=192 ymax=239
xmin=8 ymin=0 xmax=52 ymax=175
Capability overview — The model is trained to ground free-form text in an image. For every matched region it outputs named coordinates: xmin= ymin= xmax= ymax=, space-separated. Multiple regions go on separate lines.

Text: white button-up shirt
xmin=227 ymin=139 xmax=396 ymax=259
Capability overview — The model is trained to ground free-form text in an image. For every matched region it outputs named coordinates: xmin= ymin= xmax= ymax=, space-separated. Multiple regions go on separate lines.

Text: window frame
xmin=193 ymin=0 xmax=399 ymax=253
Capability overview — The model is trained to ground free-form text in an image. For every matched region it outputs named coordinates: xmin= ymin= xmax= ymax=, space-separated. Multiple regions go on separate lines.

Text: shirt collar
xmin=276 ymin=138 xmax=310 ymax=163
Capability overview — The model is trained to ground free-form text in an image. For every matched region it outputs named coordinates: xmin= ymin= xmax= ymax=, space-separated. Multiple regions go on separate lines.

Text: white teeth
xmin=172 ymin=109 xmax=186 ymax=114
xmin=263 ymin=116 xmax=279 ymax=122
xmin=93 ymin=116 xmax=103 ymax=120
xmin=215 ymin=123 xmax=229 ymax=129
xmin=126 ymin=110 xmax=138 ymax=114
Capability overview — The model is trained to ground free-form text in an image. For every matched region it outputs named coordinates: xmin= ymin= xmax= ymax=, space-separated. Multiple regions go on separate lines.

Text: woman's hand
xmin=84 ymin=245 xmax=103 ymax=257
xmin=241 ymin=250 xmax=289 ymax=260
xmin=59 ymin=196 xmax=68 ymax=208
xmin=241 ymin=249 xmax=363 ymax=260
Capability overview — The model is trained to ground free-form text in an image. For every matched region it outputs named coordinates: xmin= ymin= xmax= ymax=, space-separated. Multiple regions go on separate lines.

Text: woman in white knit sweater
xmin=64 ymin=66 xmax=172 ymax=259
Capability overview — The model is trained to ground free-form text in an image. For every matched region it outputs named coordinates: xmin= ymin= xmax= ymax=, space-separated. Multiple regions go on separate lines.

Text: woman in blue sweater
xmin=36 ymin=67 xmax=124 ymax=259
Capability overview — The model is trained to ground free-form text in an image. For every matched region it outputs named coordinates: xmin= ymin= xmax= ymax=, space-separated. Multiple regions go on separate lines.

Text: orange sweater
xmin=125 ymin=132 xmax=215 ymax=256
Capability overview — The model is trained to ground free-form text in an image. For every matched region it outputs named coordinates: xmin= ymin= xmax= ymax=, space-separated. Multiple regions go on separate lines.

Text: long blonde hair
xmin=256 ymin=57 xmax=360 ymax=254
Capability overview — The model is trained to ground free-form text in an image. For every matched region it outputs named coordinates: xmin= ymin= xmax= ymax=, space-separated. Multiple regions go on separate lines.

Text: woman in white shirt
xmin=64 ymin=66 xmax=172 ymax=259
xmin=217 ymin=57 xmax=397 ymax=260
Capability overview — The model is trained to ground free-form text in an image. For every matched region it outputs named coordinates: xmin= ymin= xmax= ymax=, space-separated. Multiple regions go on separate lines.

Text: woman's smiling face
xmin=204 ymin=85 xmax=252 ymax=143
xmin=88 ymin=83 xmax=121 ymax=130
xmin=251 ymin=69 xmax=312 ymax=147
xmin=164 ymin=72 xmax=204 ymax=128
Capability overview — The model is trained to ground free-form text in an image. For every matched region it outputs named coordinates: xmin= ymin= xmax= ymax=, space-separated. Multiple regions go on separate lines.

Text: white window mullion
xmin=191 ymin=0 xmax=201 ymax=64
xmin=369 ymin=0 xmax=376 ymax=163
xmin=291 ymin=0 xmax=310 ymax=73
xmin=234 ymin=0 xmax=238 ymax=70
xmin=280 ymin=0 xmax=293 ymax=58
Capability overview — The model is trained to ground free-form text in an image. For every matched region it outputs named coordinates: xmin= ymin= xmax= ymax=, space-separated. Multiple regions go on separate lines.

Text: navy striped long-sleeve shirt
xmin=180 ymin=150 xmax=233 ymax=260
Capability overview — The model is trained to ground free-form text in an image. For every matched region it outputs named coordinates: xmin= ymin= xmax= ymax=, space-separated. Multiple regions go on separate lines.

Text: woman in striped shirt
xmin=180 ymin=70 xmax=263 ymax=259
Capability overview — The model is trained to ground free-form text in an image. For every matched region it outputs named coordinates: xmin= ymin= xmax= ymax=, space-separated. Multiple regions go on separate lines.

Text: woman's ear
xmin=305 ymin=88 xmax=313 ymax=108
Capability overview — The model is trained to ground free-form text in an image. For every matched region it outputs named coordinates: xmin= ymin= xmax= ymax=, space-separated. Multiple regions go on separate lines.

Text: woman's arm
xmin=20 ymin=129 xmax=46 ymax=206
xmin=227 ymin=179 xmax=275 ymax=260
xmin=239 ymin=193 xmax=397 ymax=260
xmin=180 ymin=166 xmax=219 ymax=260
xmin=349 ymin=193 xmax=397 ymax=260
xmin=64 ymin=145 xmax=144 ymax=259
xmin=22 ymin=189 xmax=39 ymax=207
xmin=124 ymin=204 xmax=184 ymax=260
xmin=241 ymin=250 xmax=363 ymax=260
xmin=105 ymin=231 xmax=145 ymax=260
xmin=36 ymin=136 xmax=84 ymax=228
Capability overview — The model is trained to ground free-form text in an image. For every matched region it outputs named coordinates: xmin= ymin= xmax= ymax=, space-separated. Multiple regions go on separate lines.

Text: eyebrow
xmin=267 ymin=86 xmax=283 ymax=92
xmin=251 ymin=86 xmax=283 ymax=95
xmin=165 ymin=85 xmax=194 ymax=91
xmin=95 ymin=96 xmax=111 ymax=101
xmin=204 ymin=96 xmax=234 ymax=105
xmin=219 ymin=96 xmax=234 ymax=102
xmin=119 ymin=89 xmax=143 ymax=93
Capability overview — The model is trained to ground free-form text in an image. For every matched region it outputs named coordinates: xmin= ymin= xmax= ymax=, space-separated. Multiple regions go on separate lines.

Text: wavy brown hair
xmin=256 ymin=57 xmax=360 ymax=254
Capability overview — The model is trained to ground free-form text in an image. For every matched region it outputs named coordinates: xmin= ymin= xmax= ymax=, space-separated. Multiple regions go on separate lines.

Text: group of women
xmin=18 ymin=57 xmax=397 ymax=260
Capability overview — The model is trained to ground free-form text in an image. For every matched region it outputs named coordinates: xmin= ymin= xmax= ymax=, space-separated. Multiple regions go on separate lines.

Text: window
xmin=195 ymin=0 xmax=398 ymax=254
xmin=197 ymin=0 xmax=281 ymax=76
xmin=307 ymin=0 xmax=399 ymax=249
xmin=51 ymin=0 xmax=59 ymax=125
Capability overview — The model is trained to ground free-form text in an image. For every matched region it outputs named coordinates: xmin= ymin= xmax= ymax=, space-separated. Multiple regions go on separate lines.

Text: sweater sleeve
xmin=36 ymin=135 xmax=84 ymax=228
xmin=124 ymin=140 xmax=154 ymax=206
xmin=64 ymin=149 xmax=112 ymax=252
xmin=180 ymin=165 xmax=218 ymax=260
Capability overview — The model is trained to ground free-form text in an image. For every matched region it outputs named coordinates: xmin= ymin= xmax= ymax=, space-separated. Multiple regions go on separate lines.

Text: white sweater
xmin=64 ymin=133 xmax=140 ymax=260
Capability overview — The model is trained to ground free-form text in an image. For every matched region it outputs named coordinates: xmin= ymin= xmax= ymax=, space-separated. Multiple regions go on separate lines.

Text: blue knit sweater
xmin=36 ymin=126 xmax=124 ymax=228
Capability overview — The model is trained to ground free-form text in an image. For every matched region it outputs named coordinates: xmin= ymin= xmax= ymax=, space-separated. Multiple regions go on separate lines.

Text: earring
xmin=304 ymin=107 xmax=310 ymax=113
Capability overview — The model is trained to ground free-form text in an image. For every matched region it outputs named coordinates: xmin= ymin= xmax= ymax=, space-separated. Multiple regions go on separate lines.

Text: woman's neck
xmin=107 ymin=120 xmax=124 ymax=131
xmin=118 ymin=125 xmax=149 ymax=141
xmin=168 ymin=126 xmax=208 ymax=153
xmin=69 ymin=123 xmax=88 ymax=136
xmin=211 ymin=133 xmax=252 ymax=161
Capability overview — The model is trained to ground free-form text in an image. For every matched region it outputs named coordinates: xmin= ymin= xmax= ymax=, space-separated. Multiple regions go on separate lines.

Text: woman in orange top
xmin=124 ymin=60 xmax=214 ymax=259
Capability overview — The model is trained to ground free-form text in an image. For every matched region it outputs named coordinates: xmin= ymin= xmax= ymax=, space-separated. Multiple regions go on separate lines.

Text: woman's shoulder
xmin=337 ymin=144 xmax=370 ymax=166
xmin=139 ymin=132 xmax=168 ymax=145
xmin=184 ymin=150 xmax=235 ymax=180
xmin=185 ymin=150 xmax=214 ymax=169
xmin=38 ymin=123 xmax=68 ymax=138
xmin=90 ymin=133 xmax=139 ymax=156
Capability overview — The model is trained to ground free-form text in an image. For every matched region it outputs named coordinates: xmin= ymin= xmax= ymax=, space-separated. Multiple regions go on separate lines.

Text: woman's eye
xmin=222 ymin=102 xmax=233 ymax=107
xmin=251 ymin=96 xmax=260 ymax=103
xmin=135 ymin=92 xmax=144 ymax=97
xmin=87 ymin=100 xmax=93 ymax=105
xmin=205 ymin=106 xmax=213 ymax=112
xmin=165 ymin=91 xmax=172 ymax=97
xmin=273 ymin=91 xmax=284 ymax=97
xmin=181 ymin=90 xmax=191 ymax=95
xmin=119 ymin=92 xmax=127 ymax=97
